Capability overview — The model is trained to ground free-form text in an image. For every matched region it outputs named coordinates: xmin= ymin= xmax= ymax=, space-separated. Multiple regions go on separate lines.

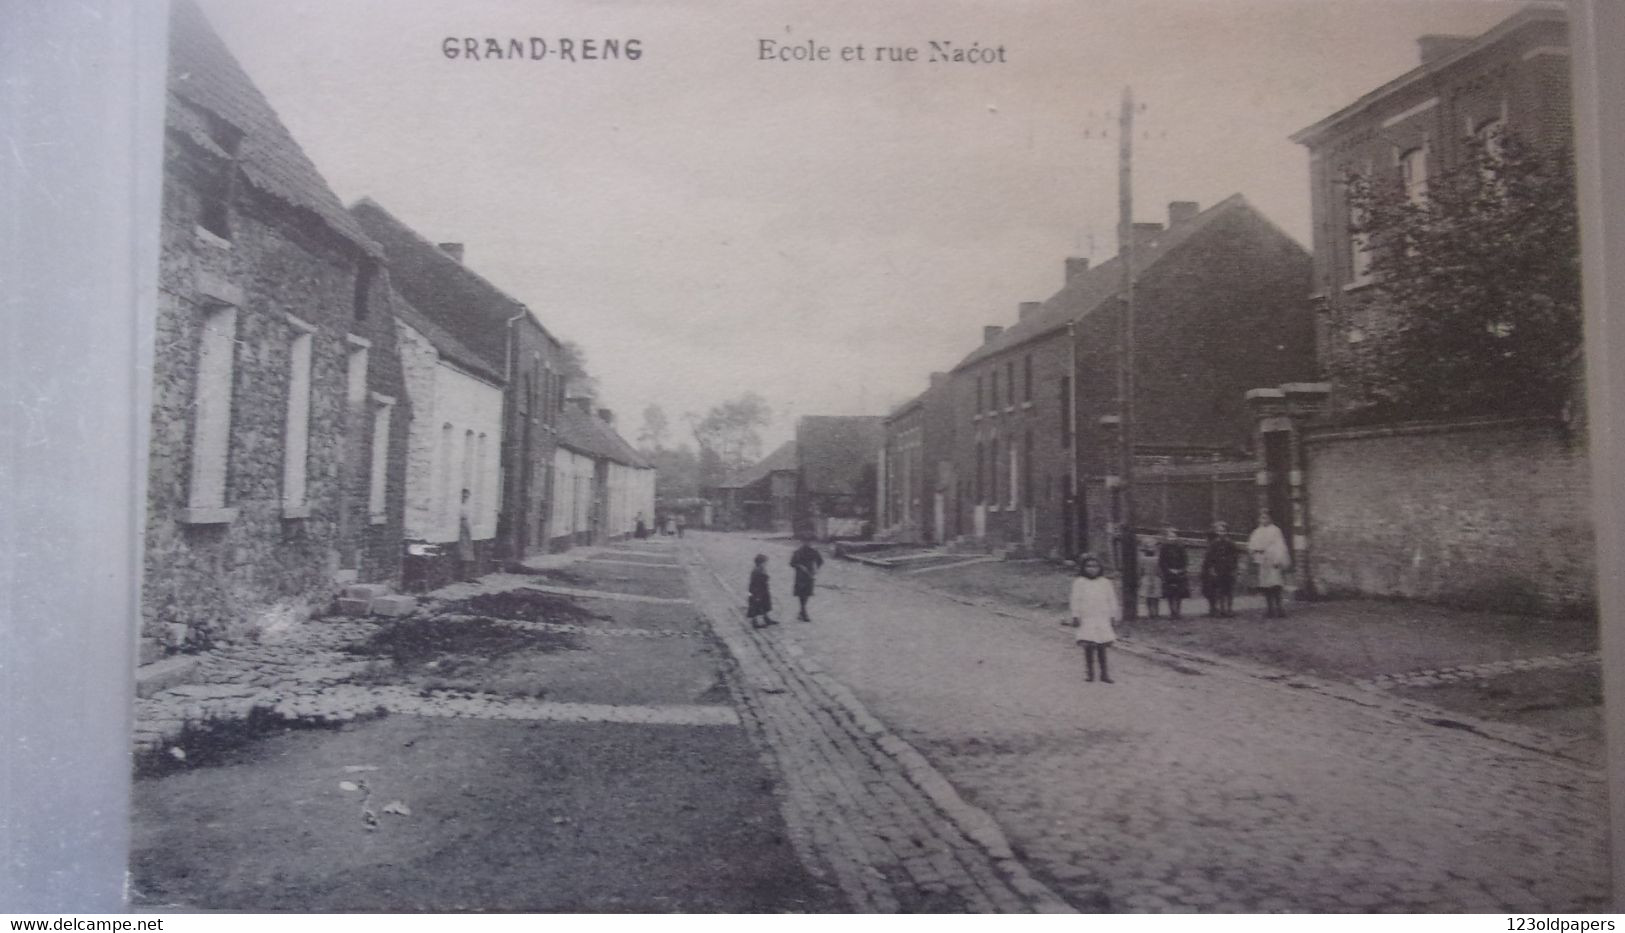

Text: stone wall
xmin=144 ymin=140 xmax=407 ymax=656
xmin=1303 ymin=416 xmax=1593 ymax=615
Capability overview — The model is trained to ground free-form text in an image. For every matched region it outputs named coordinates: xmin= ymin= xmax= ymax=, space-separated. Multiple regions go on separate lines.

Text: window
xmin=185 ymin=103 xmax=243 ymax=241
xmin=185 ymin=304 xmax=238 ymax=520
xmin=439 ymin=422 xmax=455 ymax=529
xmin=1023 ymin=354 xmax=1033 ymax=402
xmin=1398 ymin=145 xmax=1428 ymax=204
xmin=476 ymin=432 xmax=489 ymax=526
xmin=981 ymin=442 xmax=994 ymax=507
xmin=975 ymin=375 xmax=983 ymax=414
xmin=975 ymin=440 xmax=984 ymax=503
xmin=1348 ymin=198 xmax=1374 ymax=286
xmin=1007 ymin=439 xmax=1018 ymax=508
xmin=1474 ymin=115 xmax=1506 ymax=165
xmin=990 ymin=369 xmax=999 ymax=412
xmin=1022 ymin=432 xmax=1033 ymax=507
xmin=353 ymin=260 xmax=376 ymax=320
xmin=368 ymin=394 xmax=395 ymax=523
xmin=281 ymin=322 xmax=314 ymax=515
xmin=346 ymin=338 xmax=370 ymax=407
xmin=1005 ymin=361 xmax=1015 ymax=408
xmin=1059 ymin=376 xmax=1072 ymax=448
xmin=462 ymin=430 xmax=476 ymax=509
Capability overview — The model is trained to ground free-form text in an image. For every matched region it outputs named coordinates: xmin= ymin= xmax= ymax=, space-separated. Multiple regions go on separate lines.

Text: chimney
xmin=1417 ymin=35 xmax=1473 ymax=65
xmin=1018 ymin=301 xmax=1043 ymax=321
xmin=1131 ymin=222 xmax=1163 ymax=249
xmin=437 ymin=242 xmax=464 ymax=263
xmin=572 ymin=397 xmax=593 ymax=415
xmin=1065 ymin=257 xmax=1090 ymax=282
xmin=597 ymin=407 xmax=614 ymax=425
xmin=983 ymin=325 xmax=1004 ymax=344
xmin=1168 ymin=201 xmax=1199 ymax=227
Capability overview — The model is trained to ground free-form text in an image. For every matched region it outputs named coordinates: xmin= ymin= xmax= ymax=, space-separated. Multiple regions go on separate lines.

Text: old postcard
xmin=84 ymin=0 xmax=1616 ymax=913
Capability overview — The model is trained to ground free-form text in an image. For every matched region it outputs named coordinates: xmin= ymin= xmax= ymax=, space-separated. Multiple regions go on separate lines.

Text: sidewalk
xmin=864 ymin=551 xmax=1603 ymax=766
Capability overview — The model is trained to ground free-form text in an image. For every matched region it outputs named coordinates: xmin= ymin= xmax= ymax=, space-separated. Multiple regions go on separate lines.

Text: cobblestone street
xmin=130 ymin=531 xmax=1611 ymax=912
xmin=686 ymin=532 xmax=1611 ymax=913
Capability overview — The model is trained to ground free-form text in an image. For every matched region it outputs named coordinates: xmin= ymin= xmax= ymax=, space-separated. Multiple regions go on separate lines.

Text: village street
xmin=686 ymin=531 xmax=1611 ymax=913
xmin=129 ymin=528 xmax=1609 ymax=913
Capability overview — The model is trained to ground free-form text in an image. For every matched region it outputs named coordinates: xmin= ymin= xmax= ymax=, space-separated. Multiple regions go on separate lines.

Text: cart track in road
xmin=681 ymin=540 xmax=1074 ymax=913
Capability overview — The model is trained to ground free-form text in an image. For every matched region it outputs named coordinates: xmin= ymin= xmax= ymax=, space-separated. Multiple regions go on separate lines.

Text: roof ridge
xmin=348 ymin=198 xmax=537 ymax=325
xmin=950 ymin=193 xmax=1255 ymax=372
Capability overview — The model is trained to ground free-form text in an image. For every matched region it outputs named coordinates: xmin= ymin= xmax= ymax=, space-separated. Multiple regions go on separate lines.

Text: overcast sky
xmin=196 ymin=0 xmax=1522 ymax=452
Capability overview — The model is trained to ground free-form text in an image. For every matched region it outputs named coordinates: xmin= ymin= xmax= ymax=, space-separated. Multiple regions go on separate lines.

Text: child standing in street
xmin=1070 ymin=554 xmax=1120 ymax=684
xmin=746 ymin=554 xmax=778 ymax=628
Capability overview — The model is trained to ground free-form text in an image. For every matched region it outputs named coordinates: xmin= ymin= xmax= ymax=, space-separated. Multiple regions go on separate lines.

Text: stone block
xmin=344 ymin=583 xmax=391 ymax=600
xmin=337 ymin=596 xmax=374 ymax=617
xmin=136 ymin=656 xmax=201 ymax=699
xmin=371 ymin=594 xmax=417 ymax=617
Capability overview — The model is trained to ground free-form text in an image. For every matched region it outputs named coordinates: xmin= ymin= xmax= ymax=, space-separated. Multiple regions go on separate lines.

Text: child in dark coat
xmin=747 ymin=554 xmax=778 ymax=628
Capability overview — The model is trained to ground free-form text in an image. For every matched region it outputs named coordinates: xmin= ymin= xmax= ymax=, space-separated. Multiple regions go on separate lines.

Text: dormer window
xmin=183 ymin=102 xmax=243 ymax=242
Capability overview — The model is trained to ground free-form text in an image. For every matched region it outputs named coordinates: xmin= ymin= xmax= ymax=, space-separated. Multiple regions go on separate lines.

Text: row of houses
xmin=874 ymin=4 xmax=1590 ymax=615
xmin=142 ymin=1 xmax=653 ymax=661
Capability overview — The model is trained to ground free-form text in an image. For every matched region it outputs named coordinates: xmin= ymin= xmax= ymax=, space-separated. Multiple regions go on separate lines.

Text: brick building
xmin=1291 ymin=3 xmax=1571 ymax=416
xmin=350 ymin=200 xmax=568 ymax=561
xmin=947 ymin=196 xmax=1315 ymax=559
xmin=1270 ymin=5 xmax=1590 ymax=614
xmin=144 ymin=0 xmax=410 ymax=658
xmin=879 ymin=374 xmax=954 ymax=545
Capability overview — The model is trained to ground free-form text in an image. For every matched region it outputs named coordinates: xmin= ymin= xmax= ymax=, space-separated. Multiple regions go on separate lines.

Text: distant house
xmin=350 ymin=200 xmax=568 ymax=562
xmin=552 ymin=399 xmax=656 ymax=549
xmin=948 ymin=196 xmax=1315 ymax=558
xmin=390 ymin=291 xmax=506 ymax=590
xmin=796 ymin=416 xmax=885 ymax=540
xmin=879 ymin=374 xmax=953 ymax=544
xmin=143 ymin=0 xmax=410 ymax=662
xmin=705 ymin=441 xmax=798 ymax=532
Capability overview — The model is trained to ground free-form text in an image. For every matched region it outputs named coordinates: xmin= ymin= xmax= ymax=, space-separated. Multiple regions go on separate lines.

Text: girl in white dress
xmin=1069 ymin=554 xmax=1120 ymax=684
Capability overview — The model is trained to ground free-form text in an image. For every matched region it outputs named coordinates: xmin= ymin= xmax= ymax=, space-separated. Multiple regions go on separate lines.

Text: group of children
xmin=1070 ymin=510 xmax=1294 ymax=684
xmin=745 ymin=539 xmax=825 ymax=628
xmin=744 ymin=512 xmax=1293 ymax=687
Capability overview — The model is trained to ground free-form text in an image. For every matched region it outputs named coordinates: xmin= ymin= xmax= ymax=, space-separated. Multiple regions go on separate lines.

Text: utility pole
xmin=1116 ymin=86 xmax=1138 ymax=621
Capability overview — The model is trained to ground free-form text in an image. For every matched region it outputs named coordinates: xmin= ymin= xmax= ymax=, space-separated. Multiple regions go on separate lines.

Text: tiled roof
xmin=390 ymin=288 xmax=505 ymax=386
xmin=559 ymin=406 xmax=651 ymax=469
xmin=166 ymin=0 xmax=380 ymax=257
xmin=796 ymin=416 xmax=884 ymax=497
xmin=732 ymin=440 xmax=799 ymax=489
xmin=952 ymin=194 xmax=1249 ymax=372
xmin=350 ymin=198 xmax=546 ymax=375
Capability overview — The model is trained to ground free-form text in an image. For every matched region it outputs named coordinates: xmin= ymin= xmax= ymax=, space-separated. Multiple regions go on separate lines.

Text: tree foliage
xmin=636 ymin=404 xmax=670 ymax=452
xmin=1343 ymin=132 xmax=1581 ymax=419
xmin=690 ymin=393 xmax=772 ymax=487
xmin=557 ymin=340 xmax=598 ymax=399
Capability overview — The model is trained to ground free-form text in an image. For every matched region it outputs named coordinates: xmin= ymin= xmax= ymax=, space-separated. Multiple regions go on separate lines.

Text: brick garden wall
xmin=1304 ymin=416 xmax=1593 ymax=615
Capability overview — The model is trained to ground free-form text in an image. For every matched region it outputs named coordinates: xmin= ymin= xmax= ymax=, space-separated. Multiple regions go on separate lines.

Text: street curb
xmin=684 ymin=540 xmax=1077 ymax=914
